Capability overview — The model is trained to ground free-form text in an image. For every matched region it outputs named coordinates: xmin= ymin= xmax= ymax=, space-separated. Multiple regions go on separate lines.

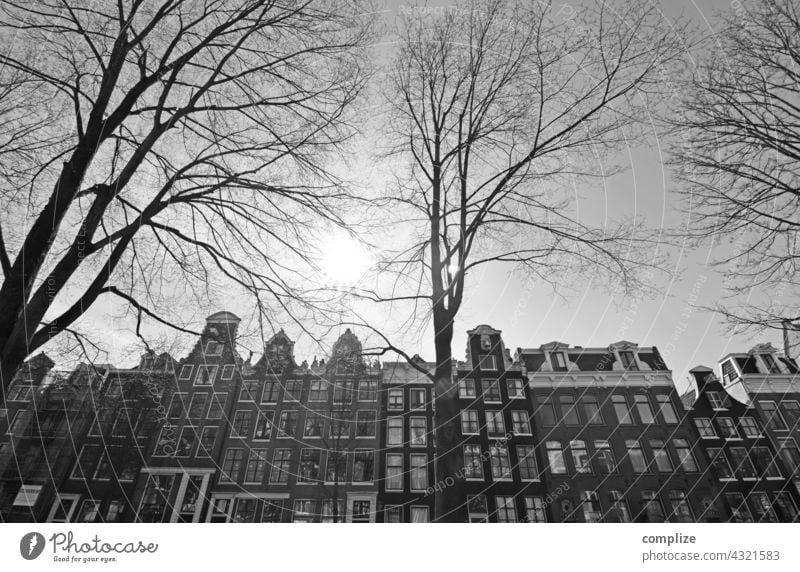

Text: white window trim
xmin=179 ymin=365 xmax=193 ymax=380
xmin=220 ymin=364 xmax=235 ymax=380
xmin=46 ymin=494 xmax=81 ymax=523
xmin=193 ymin=365 xmax=218 ymax=387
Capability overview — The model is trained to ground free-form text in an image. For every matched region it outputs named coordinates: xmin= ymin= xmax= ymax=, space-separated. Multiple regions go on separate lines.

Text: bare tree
xmin=0 ymin=0 xmax=373 ymax=402
xmin=358 ymin=0 xmax=686 ymax=521
xmin=671 ymin=0 xmax=800 ymax=349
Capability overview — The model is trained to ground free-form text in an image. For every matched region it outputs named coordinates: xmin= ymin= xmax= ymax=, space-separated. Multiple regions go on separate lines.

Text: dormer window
xmin=550 ymin=352 xmax=567 ymax=371
xmin=762 ymin=353 xmax=781 ymax=374
xmin=619 ymin=351 xmax=638 ymax=371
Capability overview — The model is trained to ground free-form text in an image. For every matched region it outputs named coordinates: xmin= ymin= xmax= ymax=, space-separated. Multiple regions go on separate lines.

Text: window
xmin=410 ymin=506 xmax=429 ymax=523
xmin=478 ymin=355 xmax=497 ymax=370
xmin=583 ymin=396 xmax=604 ymax=425
xmin=510 ymin=411 xmax=531 ymax=435
xmin=188 ymin=393 xmax=208 ymax=418
xmin=206 ymin=393 xmax=226 ymax=419
xmin=581 ymin=491 xmax=602 ymax=522
xmin=232 ymin=410 xmax=252 ymax=437
xmin=325 ymin=451 xmax=347 ymax=483
xmin=707 ymin=391 xmax=726 ymax=410
xmin=410 ymin=388 xmax=426 ymax=409
xmin=748 ymin=492 xmax=778 ymax=522
xmin=717 ymin=417 xmax=739 ymax=439
xmin=649 ymin=440 xmax=673 ymax=472
xmin=739 ymin=417 xmax=761 ymax=438
xmin=205 ymin=341 xmax=223 ymax=356
xmin=524 ymin=497 xmax=547 ymax=523
xmin=253 ymin=413 xmax=273 ymax=440
xmin=669 ymin=491 xmax=693 ymax=523
xmin=387 ymin=418 xmax=403 ymax=445
xmin=358 ymin=379 xmax=377 ymax=402
xmin=298 ymin=449 xmax=322 ymax=483
xmin=550 ymin=351 xmax=567 ymax=370
xmin=559 ymin=395 xmax=580 ymax=425
xmin=593 ymin=440 xmax=616 ymax=473
xmin=619 ymin=350 xmax=638 ymax=370
xmin=179 ymin=365 xmax=193 ymax=380
xmin=303 ymin=413 xmax=324 ymax=439
xmin=490 ymin=444 xmax=512 ymax=480
xmin=467 ymin=495 xmax=488 ymax=522
xmin=351 ymin=500 xmax=371 ymax=523
xmin=626 ymin=440 xmax=647 ymax=473
xmin=230 ymin=498 xmax=257 ymax=523
xmin=634 ymin=395 xmax=654 ymax=424
xmin=386 ymin=454 xmax=403 ymax=490
xmin=656 ymin=395 xmax=679 ymax=424
xmin=353 ymin=449 xmax=374 ymax=482
xmin=641 ymin=491 xmax=665 ymax=523
xmin=308 ymin=380 xmax=329 ymax=402
xmin=261 ymin=381 xmax=280 ymax=403
xmin=239 ymin=380 xmax=259 ymax=401
xmin=694 ymin=418 xmax=716 ymax=438
xmin=198 ymin=427 xmax=218 ymax=456
xmin=672 ymin=439 xmax=698 ymax=472
xmin=410 ymin=417 xmax=427 ymax=446
xmin=78 ymin=500 xmax=101 ymax=523
xmin=778 ymin=439 xmax=800 ymax=473
xmin=464 ymin=445 xmax=484 ymax=479
xmin=332 ymin=381 xmax=352 ymax=404
xmin=106 ymin=500 xmax=124 ymax=522
xmin=729 ymin=447 xmax=757 ymax=479
xmin=546 ymin=441 xmax=567 ymax=474
xmin=780 ymin=401 xmax=800 ymax=427
xmin=538 ymin=396 xmax=557 ymax=425
xmin=459 ymin=379 xmax=476 ymax=399
xmin=176 ymin=426 xmax=196 ymax=457
xmin=330 ymin=419 xmax=350 ymax=440
xmin=461 ymin=410 xmax=479 ymax=434
xmin=707 ymin=447 xmax=734 ymax=480
xmin=385 ymin=506 xmax=403 ymax=523
xmin=570 ymin=440 xmax=592 ymax=474
xmin=277 ymin=411 xmax=298 ymax=438
xmin=762 ymin=352 xmax=781 ymax=374
xmin=221 ymin=448 xmax=244 ymax=482
xmin=7 ymin=384 xmax=32 ymax=401
xmin=481 ymin=379 xmax=501 ymax=403
xmin=726 ymin=493 xmax=753 ymax=522
xmin=608 ymin=491 xmax=631 ymax=523
xmin=195 ymin=365 xmax=217 ymax=386
xmin=517 ymin=445 xmax=538 ymax=480
xmin=507 ymin=379 xmax=525 ymax=399
xmin=71 ymin=445 xmax=101 ymax=479
xmin=752 ymin=447 xmax=781 ymax=478
xmin=485 ymin=410 xmax=505 ymax=435
xmin=244 ymin=449 xmax=268 ymax=483
xmin=284 ymin=380 xmax=302 ymax=402
xmin=612 ymin=395 xmax=633 ymax=424
xmin=356 ymin=410 xmax=377 ymax=438
xmin=773 ymin=493 xmax=799 ymax=522
xmin=221 ymin=364 xmax=235 ymax=380
xmin=269 ymin=449 xmax=292 ymax=484
xmin=292 ymin=500 xmax=316 ymax=523
xmin=168 ymin=393 xmax=186 ymax=418
xmin=721 ymin=359 xmax=739 ymax=385
xmin=387 ymin=389 xmax=404 ymax=411
xmin=410 ymin=454 xmax=428 ymax=490
xmin=495 ymin=496 xmax=517 ymax=522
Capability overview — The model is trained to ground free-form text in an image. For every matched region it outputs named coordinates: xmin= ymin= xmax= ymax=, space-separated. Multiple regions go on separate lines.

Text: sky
xmin=49 ymin=0 xmax=785 ymax=397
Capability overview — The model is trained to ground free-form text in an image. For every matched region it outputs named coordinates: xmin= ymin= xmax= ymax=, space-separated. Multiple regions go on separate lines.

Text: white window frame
xmin=178 ymin=365 xmax=193 ymax=380
xmin=221 ymin=364 xmax=235 ymax=380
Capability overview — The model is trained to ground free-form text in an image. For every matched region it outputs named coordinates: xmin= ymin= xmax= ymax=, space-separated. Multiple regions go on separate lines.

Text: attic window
xmin=478 ymin=355 xmax=496 ymax=371
xmin=205 ymin=341 xmax=223 ymax=357
xmin=721 ymin=360 xmax=739 ymax=385
xmin=550 ymin=352 xmax=566 ymax=371
xmin=619 ymin=351 xmax=638 ymax=371
xmin=762 ymin=353 xmax=781 ymax=374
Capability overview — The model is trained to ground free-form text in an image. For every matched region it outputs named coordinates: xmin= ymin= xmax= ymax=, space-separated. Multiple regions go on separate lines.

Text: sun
xmin=316 ymin=233 xmax=373 ymax=288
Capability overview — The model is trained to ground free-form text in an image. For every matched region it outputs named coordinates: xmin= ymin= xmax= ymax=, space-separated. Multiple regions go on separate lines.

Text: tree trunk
xmin=431 ymin=316 xmax=466 ymax=522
